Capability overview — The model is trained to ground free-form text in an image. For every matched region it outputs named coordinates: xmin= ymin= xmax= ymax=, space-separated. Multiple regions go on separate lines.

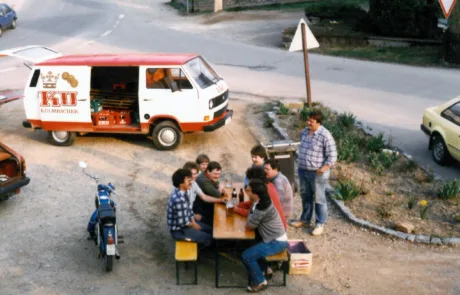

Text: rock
xmin=406 ymin=234 xmax=416 ymax=242
xmin=430 ymin=237 xmax=442 ymax=245
xmin=395 ymin=221 xmax=415 ymax=234
xmin=414 ymin=235 xmax=431 ymax=244
xmin=281 ymin=99 xmax=304 ymax=110
xmin=442 ymin=237 xmax=460 ymax=245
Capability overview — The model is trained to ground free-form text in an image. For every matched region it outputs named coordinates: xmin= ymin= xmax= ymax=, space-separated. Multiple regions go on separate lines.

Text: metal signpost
xmin=289 ymin=18 xmax=320 ymax=108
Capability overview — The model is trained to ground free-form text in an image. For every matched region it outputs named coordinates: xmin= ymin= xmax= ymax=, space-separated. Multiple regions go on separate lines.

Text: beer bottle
xmin=239 ymin=188 xmax=244 ymax=203
xmin=232 ymin=188 xmax=237 ymax=205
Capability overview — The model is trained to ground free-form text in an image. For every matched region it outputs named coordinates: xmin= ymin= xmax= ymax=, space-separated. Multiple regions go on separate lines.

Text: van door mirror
xmin=171 ymin=81 xmax=179 ymax=93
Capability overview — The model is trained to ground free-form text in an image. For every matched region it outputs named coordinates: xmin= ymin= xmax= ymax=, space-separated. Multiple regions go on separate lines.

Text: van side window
xmin=146 ymin=68 xmax=172 ymax=89
xmin=169 ymin=69 xmax=193 ymax=90
xmin=29 ymin=69 xmax=41 ymax=88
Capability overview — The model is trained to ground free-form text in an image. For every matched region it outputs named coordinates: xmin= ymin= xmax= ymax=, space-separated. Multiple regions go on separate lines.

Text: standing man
xmin=291 ymin=110 xmax=337 ymax=236
xmin=264 ymin=159 xmax=294 ymax=222
xmin=194 ymin=161 xmax=226 ymax=226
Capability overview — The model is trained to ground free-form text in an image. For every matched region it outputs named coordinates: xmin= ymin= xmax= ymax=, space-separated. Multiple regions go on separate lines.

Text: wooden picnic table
xmin=213 ymin=183 xmax=255 ymax=288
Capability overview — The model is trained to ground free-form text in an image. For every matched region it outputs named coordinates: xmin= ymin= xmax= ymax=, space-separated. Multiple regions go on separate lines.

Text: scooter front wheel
xmin=105 ymin=255 xmax=113 ymax=271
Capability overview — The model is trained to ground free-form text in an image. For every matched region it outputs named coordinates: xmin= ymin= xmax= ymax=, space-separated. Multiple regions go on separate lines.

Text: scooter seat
xmin=98 ymin=203 xmax=116 ymax=224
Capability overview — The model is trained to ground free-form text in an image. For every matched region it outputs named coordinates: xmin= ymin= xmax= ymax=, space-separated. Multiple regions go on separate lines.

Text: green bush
xmin=366 ymin=132 xmax=386 ymax=153
xmin=337 ymin=136 xmax=358 ymax=163
xmin=279 ymin=104 xmax=289 ymax=115
xmin=337 ymin=112 xmax=356 ymax=129
xmin=304 ymin=2 xmax=371 ymax=31
xmin=368 ymin=0 xmax=440 ymax=38
xmin=334 ymin=178 xmax=361 ymax=202
xmin=368 ymin=151 xmax=398 ymax=175
xmin=437 ymin=180 xmax=460 ymax=200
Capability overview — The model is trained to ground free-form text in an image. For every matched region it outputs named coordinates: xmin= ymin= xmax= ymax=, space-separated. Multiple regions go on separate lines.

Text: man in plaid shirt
xmin=291 ymin=110 xmax=337 ymax=236
xmin=167 ymin=168 xmax=213 ymax=247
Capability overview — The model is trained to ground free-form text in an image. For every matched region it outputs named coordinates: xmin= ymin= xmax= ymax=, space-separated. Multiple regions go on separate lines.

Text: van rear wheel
xmin=47 ymin=131 xmax=77 ymax=146
xmin=151 ymin=121 xmax=183 ymax=151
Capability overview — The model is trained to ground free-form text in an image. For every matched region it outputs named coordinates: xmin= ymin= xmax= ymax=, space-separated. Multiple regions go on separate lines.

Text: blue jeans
xmin=298 ymin=168 xmax=330 ymax=225
xmin=241 ymin=240 xmax=288 ymax=286
xmin=170 ymin=220 xmax=213 ymax=248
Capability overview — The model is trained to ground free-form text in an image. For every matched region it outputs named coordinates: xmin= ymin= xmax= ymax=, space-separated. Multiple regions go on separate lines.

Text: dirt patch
xmin=274 ymin=103 xmax=460 ymax=238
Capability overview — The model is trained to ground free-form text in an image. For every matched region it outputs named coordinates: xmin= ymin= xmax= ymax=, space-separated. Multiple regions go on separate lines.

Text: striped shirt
xmin=298 ymin=126 xmax=337 ymax=171
xmin=269 ymin=173 xmax=294 ymax=220
xmin=167 ymin=188 xmax=194 ymax=231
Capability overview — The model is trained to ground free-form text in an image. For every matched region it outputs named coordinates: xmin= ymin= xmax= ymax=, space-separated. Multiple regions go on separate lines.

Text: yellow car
xmin=421 ymin=96 xmax=460 ymax=166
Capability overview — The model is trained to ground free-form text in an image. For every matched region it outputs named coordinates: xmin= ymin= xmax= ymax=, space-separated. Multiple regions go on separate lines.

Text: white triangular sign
xmin=289 ymin=18 xmax=320 ymax=52
xmin=440 ymin=0 xmax=457 ymax=19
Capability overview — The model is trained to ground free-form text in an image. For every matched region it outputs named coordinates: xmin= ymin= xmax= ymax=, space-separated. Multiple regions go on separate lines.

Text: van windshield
xmin=183 ymin=57 xmax=220 ymax=89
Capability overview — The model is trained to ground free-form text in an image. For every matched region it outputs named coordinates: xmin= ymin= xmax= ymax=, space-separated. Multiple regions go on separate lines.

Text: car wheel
xmin=151 ymin=121 xmax=183 ymax=151
xmin=46 ymin=131 xmax=77 ymax=147
xmin=10 ymin=20 xmax=16 ymax=29
xmin=431 ymin=135 xmax=451 ymax=166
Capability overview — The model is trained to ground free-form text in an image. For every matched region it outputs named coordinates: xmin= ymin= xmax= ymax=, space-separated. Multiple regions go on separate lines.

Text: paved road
xmin=0 ymin=0 xmax=459 ymax=179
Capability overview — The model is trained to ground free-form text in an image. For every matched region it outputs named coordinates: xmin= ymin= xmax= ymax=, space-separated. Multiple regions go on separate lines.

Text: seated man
xmin=242 ymin=180 xmax=288 ymax=292
xmin=182 ymin=161 xmax=226 ymax=219
xmin=167 ymin=168 xmax=212 ymax=248
xmin=194 ymin=161 xmax=226 ymax=226
xmin=235 ymin=166 xmax=287 ymax=230
xmin=244 ymin=144 xmax=268 ymax=188
xmin=264 ymin=159 xmax=294 ymax=222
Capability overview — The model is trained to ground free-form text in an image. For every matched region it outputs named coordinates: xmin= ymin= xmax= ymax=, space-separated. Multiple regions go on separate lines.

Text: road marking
xmin=100 ymin=30 xmax=112 ymax=37
xmin=0 ymin=67 xmax=17 ymax=73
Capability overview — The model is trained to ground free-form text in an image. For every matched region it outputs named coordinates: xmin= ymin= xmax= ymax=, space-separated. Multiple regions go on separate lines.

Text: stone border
xmin=264 ymin=104 xmax=460 ymax=246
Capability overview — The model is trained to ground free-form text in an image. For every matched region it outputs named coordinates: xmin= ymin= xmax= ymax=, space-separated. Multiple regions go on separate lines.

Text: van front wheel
xmin=151 ymin=121 xmax=183 ymax=151
xmin=47 ymin=131 xmax=77 ymax=146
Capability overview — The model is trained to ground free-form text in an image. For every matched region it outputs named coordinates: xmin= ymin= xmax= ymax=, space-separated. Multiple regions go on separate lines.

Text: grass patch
xmin=225 ymin=0 xmax=368 ymax=12
xmin=312 ymin=46 xmax=445 ymax=68
xmin=438 ymin=180 xmax=460 ymax=200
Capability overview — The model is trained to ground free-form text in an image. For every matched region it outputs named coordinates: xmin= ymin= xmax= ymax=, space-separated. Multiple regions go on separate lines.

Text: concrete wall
xmin=173 ymin=0 xmax=311 ymax=13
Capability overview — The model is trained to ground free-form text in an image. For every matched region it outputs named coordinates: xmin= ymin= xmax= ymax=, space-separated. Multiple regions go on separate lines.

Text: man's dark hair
xmin=264 ymin=159 xmax=280 ymax=171
xmin=172 ymin=168 xmax=192 ymax=188
xmin=206 ymin=161 xmax=222 ymax=172
xmin=196 ymin=154 xmax=210 ymax=164
xmin=183 ymin=161 xmax=200 ymax=172
xmin=246 ymin=166 xmax=268 ymax=183
xmin=308 ymin=109 xmax=324 ymax=124
xmin=250 ymin=144 xmax=268 ymax=159
xmin=249 ymin=180 xmax=272 ymax=210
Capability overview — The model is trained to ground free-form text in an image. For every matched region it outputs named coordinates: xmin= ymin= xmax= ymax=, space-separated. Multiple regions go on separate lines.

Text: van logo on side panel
xmin=41 ymin=71 xmax=60 ymax=89
xmin=40 ymin=91 xmax=78 ymax=107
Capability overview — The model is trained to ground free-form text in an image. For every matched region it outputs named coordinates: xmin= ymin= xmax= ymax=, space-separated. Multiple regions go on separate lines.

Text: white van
xmin=0 ymin=45 xmax=232 ymax=150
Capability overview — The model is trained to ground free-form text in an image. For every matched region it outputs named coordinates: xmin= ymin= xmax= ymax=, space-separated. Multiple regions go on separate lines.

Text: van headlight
xmin=209 ymin=99 xmax=214 ymax=109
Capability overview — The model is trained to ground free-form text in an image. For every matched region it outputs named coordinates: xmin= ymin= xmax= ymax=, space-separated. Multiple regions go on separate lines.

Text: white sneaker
xmin=247 ymin=280 xmax=268 ymax=292
xmin=311 ymin=224 xmax=324 ymax=236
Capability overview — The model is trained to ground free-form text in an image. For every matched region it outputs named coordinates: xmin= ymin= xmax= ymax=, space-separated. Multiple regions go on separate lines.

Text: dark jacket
xmin=193 ymin=172 xmax=221 ymax=225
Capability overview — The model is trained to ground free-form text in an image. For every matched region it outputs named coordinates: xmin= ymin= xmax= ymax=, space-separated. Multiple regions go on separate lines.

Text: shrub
xmin=304 ymin=2 xmax=372 ymax=31
xmin=278 ymin=104 xmax=289 ymax=115
xmin=368 ymin=151 xmax=398 ymax=175
xmin=366 ymin=132 xmax=386 ymax=153
xmin=368 ymin=0 xmax=440 ymax=38
xmin=337 ymin=136 xmax=358 ymax=163
xmin=407 ymin=197 xmax=416 ymax=210
xmin=399 ymin=159 xmax=418 ymax=173
xmin=437 ymin=180 xmax=460 ymax=200
xmin=337 ymin=112 xmax=356 ymax=129
xmin=334 ymin=178 xmax=361 ymax=202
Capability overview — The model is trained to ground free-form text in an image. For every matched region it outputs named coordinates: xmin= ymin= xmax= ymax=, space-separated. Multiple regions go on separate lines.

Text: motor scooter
xmin=79 ymin=161 xmax=124 ymax=271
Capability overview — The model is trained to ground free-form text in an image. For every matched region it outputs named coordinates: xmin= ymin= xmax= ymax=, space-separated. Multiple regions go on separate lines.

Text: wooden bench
xmin=265 ymin=249 xmax=289 ymax=287
xmin=175 ymin=241 xmax=198 ymax=285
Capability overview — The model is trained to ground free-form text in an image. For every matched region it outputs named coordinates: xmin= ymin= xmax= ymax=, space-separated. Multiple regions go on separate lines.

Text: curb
xmin=264 ymin=106 xmax=460 ymax=247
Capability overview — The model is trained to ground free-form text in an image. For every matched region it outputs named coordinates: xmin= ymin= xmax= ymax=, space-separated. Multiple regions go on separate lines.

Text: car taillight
xmin=23 ymin=161 xmax=26 ymax=172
